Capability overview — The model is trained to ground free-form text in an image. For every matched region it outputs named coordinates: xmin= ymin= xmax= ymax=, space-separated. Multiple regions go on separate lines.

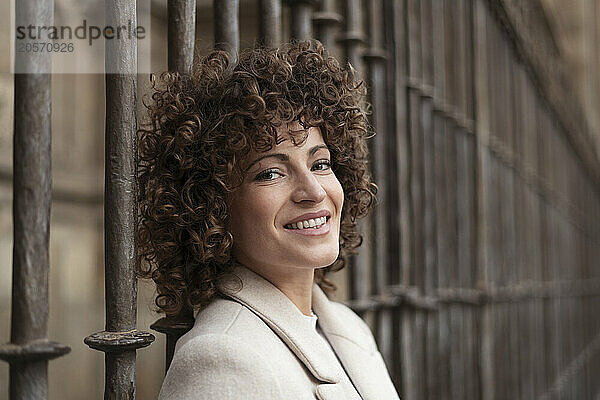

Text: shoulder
xmin=159 ymin=299 xmax=285 ymax=400
xmin=174 ymin=297 xmax=244 ymax=350
xmin=159 ymin=333 xmax=283 ymax=400
xmin=175 ymin=296 xmax=278 ymax=351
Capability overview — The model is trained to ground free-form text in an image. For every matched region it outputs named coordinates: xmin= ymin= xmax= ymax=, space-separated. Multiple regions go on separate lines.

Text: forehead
xmin=273 ymin=125 xmax=325 ymax=150
xmin=244 ymin=125 xmax=326 ymax=165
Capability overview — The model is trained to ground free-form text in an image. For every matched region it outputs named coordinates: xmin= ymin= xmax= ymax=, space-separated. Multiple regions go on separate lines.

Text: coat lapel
xmin=312 ymin=285 xmax=401 ymax=400
xmin=217 ymin=266 xmax=344 ymax=384
xmin=217 ymin=265 xmax=396 ymax=400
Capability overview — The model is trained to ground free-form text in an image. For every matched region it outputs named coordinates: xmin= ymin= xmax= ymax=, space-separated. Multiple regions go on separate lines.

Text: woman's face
xmin=229 ymin=124 xmax=344 ymax=275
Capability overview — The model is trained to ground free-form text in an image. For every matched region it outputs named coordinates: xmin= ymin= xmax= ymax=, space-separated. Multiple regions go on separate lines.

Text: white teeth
xmin=286 ymin=216 xmax=329 ymax=230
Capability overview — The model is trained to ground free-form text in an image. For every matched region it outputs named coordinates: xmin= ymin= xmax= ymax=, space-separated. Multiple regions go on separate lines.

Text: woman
xmin=138 ymin=41 xmax=400 ymax=400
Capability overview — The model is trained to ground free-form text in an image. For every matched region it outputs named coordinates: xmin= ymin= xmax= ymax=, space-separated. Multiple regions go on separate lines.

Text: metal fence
xmin=2 ymin=0 xmax=599 ymax=399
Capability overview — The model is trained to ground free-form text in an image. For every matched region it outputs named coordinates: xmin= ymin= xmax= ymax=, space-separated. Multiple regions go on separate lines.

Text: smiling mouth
xmin=284 ymin=216 xmax=330 ymax=230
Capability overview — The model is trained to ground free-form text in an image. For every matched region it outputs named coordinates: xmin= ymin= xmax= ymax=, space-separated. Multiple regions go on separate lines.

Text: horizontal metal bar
xmin=346 ymin=278 xmax=600 ymax=312
xmin=84 ymin=330 xmax=155 ymax=353
xmin=0 ymin=340 xmax=70 ymax=364
xmin=406 ymin=77 xmax=475 ymax=133
xmin=313 ymin=11 xmax=342 ymax=25
xmin=151 ymin=317 xmax=195 ymax=337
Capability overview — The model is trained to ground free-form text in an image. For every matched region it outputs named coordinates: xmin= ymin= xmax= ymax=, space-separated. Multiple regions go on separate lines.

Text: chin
xmin=303 ymin=249 xmax=339 ymax=269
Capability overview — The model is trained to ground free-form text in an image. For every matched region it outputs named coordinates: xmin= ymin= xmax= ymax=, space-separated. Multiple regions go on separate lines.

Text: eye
xmin=312 ymin=159 xmax=331 ymax=172
xmin=255 ymin=168 xmax=283 ymax=181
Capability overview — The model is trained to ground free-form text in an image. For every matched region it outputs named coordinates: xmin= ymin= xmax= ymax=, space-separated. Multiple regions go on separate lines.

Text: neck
xmin=242 ymin=263 xmax=315 ymax=316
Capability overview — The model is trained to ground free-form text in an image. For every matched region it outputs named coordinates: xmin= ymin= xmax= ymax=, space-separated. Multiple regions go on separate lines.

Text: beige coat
xmin=158 ymin=265 xmax=400 ymax=400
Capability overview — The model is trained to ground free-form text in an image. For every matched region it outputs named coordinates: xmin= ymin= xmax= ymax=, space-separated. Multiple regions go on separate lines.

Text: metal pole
xmin=387 ymin=0 xmax=410 ymax=387
xmin=473 ymin=1 xmax=495 ymax=397
xmin=150 ymin=318 xmax=194 ymax=372
xmin=364 ymin=0 xmax=393 ymax=370
xmin=214 ymin=0 xmax=239 ymax=63
xmin=168 ymin=0 xmax=196 ymax=74
xmin=339 ymin=0 xmax=368 ymax=306
xmin=0 ymin=0 xmax=71 ymax=398
xmin=313 ymin=0 xmax=342 ymax=50
xmin=287 ymin=0 xmax=316 ymax=41
xmin=419 ymin=0 xmax=441 ymax=397
xmin=339 ymin=0 xmax=365 ymax=72
xmin=405 ymin=0 xmax=425 ymax=397
xmin=84 ymin=0 xmax=154 ymax=398
xmin=152 ymin=0 xmax=198 ymax=373
xmin=259 ymin=0 xmax=282 ymax=47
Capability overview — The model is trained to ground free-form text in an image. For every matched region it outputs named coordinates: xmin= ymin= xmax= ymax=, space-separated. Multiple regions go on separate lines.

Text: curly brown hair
xmin=137 ymin=41 xmax=376 ymax=318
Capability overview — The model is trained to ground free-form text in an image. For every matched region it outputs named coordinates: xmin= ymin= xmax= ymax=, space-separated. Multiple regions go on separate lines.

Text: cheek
xmin=229 ymin=190 xmax=278 ymax=243
xmin=329 ymin=176 xmax=345 ymax=213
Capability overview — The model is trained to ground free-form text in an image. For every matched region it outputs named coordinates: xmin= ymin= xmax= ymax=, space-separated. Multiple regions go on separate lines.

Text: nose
xmin=291 ymin=170 xmax=327 ymax=205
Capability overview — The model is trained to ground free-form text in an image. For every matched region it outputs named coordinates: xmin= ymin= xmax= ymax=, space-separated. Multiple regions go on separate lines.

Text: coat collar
xmin=216 ymin=265 xmax=400 ymax=400
xmin=216 ymin=265 xmax=404 ymax=399
xmin=216 ymin=264 xmax=347 ymax=384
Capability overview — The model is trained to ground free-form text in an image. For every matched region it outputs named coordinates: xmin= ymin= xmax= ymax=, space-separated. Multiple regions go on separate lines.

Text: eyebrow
xmin=245 ymin=144 xmax=330 ymax=172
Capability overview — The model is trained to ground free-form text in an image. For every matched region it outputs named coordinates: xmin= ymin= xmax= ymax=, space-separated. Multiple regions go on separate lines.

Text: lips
xmin=284 ymin=217 xmax=331 ymax=236
xmin=283 ymin=210 xmax=331 ymax=227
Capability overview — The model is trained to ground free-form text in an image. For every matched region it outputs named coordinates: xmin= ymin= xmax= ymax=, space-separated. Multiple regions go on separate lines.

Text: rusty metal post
xmin=259 ymin=0 xmax=282 ymax=47
xmin=0 ymin=0 xmax=71 ymax=398
xmin=339 ymin=0 xmax=368 ymax=307
xmin=405 ymin=0 xmax=425 ymax=397
xmin=339 ymin=0 xmax=365 ymax=72
xmin=473 ymin=1 xmax=495 ymax=398
xmin=84 ymin=0 xmax=154 ymax=398
xmin=313 ymin=0 xmax=342 ymax=50
xmin=152 ymin=0 xmax=198 ymax=374
xmin=168 ymin=0 xmax=196 ymax=74
xmin=287 ymin=0 xmax=316 ymax=41
xmin=381 ymin=0 xmax=400 ymax=386
xmin=214 ymin=0 xmax=239 ymax=62
xmin=364 ymin=0 xmax=393 ymax=369
xmin=419 ymin=0 xmax=441 ymax=398
xmin=387 ymin=0 xmax=410 ymax=387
